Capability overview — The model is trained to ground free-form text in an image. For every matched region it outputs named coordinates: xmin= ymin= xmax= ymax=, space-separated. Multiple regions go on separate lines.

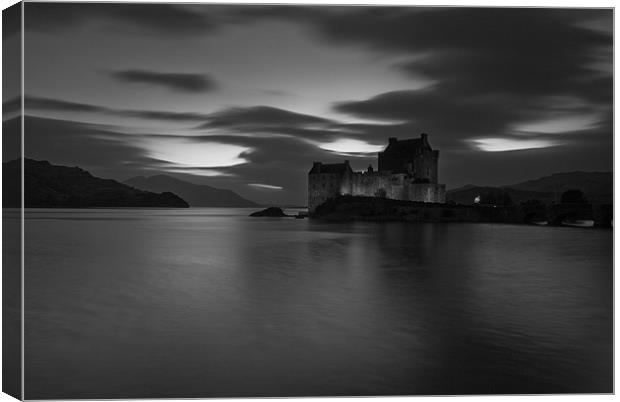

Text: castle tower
xmin=377 ymin=133 xmax=439 ymax=183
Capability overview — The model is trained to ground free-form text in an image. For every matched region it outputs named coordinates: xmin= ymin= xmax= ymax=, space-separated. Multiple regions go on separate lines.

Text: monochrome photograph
xmin=2 ymin=2 xmax=613 ymax=399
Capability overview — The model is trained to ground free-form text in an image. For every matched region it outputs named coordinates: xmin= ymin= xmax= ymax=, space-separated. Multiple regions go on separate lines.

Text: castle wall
xmin=406 ymin=182 xmax=445 ymax=203
xmin=340 ymin=172 xmax=445 ymax=204
xmin=378 ymin=148 xmax=439 ymax=183
xmin=378 ymin=152 xmax=402 ymax=173
xmin=308 ymin=172 xmax=348 ymax=213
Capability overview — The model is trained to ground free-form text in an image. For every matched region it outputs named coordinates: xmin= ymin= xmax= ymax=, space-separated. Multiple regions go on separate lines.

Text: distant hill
xmin=447 ymin=171 xmax=612 ymax=205
xmin=3 ymin=159 xmax=189 ymax=208
xmin=124 ymin=174 xmax=258 ymax=207
xmin=506 ymin=171 xmax=612 ymax=204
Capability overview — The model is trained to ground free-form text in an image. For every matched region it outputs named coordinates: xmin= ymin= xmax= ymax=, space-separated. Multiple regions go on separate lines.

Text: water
xmin=23 ymin=208 xmax=613 ymax=398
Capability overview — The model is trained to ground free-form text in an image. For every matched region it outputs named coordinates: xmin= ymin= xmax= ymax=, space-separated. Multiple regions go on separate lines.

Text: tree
xmin=561 ymin=189 xmax=588 ymax=204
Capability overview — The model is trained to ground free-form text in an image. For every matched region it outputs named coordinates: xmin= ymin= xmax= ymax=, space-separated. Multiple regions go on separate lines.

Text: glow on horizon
xmin=471 ymin=137 xmax=561 ymax=152
xmin=513 ymin=113 xmax=602 ymax=134
xmin=146 ymin=138 xmax=251 ymax=168
xmin=319 ymin=138 xmax=384 ymax=154
xmin=162 ymin=168 xmax=235 ymax=177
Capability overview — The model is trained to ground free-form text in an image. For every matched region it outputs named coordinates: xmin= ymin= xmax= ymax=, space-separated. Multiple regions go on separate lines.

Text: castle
xmin=308 ymin=134 xmax=446 ymax=213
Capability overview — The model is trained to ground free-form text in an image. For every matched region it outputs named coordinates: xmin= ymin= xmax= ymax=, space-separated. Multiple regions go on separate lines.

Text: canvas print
xmin=2 ymin=2 xmax=614 ymax=399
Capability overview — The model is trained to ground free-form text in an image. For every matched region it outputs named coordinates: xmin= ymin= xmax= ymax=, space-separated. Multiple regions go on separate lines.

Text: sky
xmin=4 ymin=2 xmax=613 ymax=205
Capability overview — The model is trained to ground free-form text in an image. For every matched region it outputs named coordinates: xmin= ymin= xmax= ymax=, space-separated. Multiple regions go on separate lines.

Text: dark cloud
xmin=334 ymin=89 xmax=528 ymax=145
xmin=25 ymin=3 xmax=214 ymax=35
xmin=109 ymin=70 xmax=217 ymax=93
xmin=244 ymin=7 xmax=611 ymax=101
xmin=117 ymin=110 xmax=207 ymax=122
xmin=22 ymin=115 xmax=153 ymax=177
xmin=24 ymin=96 xmax=373 ymax=144
xmin=232 ymin=7 xmax=612 ymax=138
xmin=323 ymin=8 xmax=612 ymax=155
xmin=25 ymin=96 xmax=209 ymax=122
xmin=334 ymin=87 xmax=612 ymax=154
xmin=202 ymin=106 xmax=333 ymax=129
xmin=26 ymin=96 xmax=105 ymax=113
xmin=196 ymin=105 xmax=364 ymax=142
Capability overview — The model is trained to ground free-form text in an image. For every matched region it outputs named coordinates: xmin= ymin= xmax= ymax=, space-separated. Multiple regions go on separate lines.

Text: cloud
xmin=470 ymin=138 xmax=563 ymax=152
xmin=26 ymin=96 xmax=106 ymax=113
xmin=143 ymin=138 xmax=250 ymax=169
xmin=333 ymin=89 xmax=528 ymax=144
xmin=318 ymin=138 xmax=384 ymax=154
xmin=24 ymin=96 xmax=390 ymax=153
xmin=21 ymin=115 xmax=155 ymax=177
xmin=229 ymin=6 xmax=612 ymax=154
xmin=248 ymin=183 xmax=283 ymax=190
xmin=202 ymin=106 xmax=334 ymax=129
xmin=25 ymin=3 xmax=215 ymax=35
xmin=512 ymin=113 xmax=604 ymax=134
xmin=109 ymin=70 xmax=217 ymax=93
xmin=273 ymin=7 xmax=611 ymax=100
xmin=25 ymin=95 xmax=209 ymax=122
xmin=333 ymin=86 xmax=611 ymax=153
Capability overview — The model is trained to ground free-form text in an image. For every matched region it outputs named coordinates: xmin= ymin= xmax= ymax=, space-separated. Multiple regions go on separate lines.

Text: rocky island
xmin=249 ymin=207 xmax=289 ymax=217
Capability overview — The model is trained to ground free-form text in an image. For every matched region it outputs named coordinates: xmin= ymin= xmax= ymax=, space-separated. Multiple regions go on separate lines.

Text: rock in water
xmin=249 ymin=207 xmax=288 ymax=217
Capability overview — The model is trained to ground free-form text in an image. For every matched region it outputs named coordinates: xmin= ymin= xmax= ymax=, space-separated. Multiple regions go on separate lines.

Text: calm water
xmin=23 ymin=208 xmax=612 ymax=398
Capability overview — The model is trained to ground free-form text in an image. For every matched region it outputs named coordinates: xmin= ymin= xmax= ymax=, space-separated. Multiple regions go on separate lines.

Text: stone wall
xmin=308 ymin=172 xmax=349 ymax=213
xmin=340 ymin=172 xmax=445 ymax=204
xmin=309 ymin=171 xmax=446 ymax=213
xmin=377 ymin=145 xmax=439 ymax=183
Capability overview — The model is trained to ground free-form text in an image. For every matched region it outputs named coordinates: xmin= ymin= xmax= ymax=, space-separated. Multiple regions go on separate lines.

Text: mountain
xmin=505 ymin=171 xmax=612 ymax=204
xmin=124 ymin=174 xmax=258 ymax=207
xmin=3 ymin=159 xmax=189 ymax=208
xmin=447 ymin=171 xmax=612 ymax=205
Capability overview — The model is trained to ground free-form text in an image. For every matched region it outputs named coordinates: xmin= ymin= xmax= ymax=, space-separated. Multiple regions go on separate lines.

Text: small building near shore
xmin=308 ymin=134 xmax=446 ymax=213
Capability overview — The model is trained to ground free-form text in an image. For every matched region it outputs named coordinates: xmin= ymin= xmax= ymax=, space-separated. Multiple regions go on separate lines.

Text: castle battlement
xmin=308 ymin=134 xmax=446 ymax=213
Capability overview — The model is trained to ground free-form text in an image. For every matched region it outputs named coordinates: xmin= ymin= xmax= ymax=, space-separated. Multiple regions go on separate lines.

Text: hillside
xmin=3 ymin=159 xmax=189 ymax=208
xmin=506 ymin=171 xmax=612 ymax=204
xmin=124 ymin=174 xmax=258 ymax=207
xmin=447 ymin=171 xmax=612 ymax=205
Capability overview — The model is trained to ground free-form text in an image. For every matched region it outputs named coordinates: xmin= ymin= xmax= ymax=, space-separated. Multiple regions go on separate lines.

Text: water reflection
xmin=24 ymin=209 xmax=612 ymax=398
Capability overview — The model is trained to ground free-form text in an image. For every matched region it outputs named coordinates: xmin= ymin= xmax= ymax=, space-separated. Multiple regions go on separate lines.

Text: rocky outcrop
xmin=249 ymin=207 xmax=289 ymax=217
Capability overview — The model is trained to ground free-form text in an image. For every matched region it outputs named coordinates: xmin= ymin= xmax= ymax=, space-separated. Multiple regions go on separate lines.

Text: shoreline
xmin=309 ymin=195 xmax=612 ymax=228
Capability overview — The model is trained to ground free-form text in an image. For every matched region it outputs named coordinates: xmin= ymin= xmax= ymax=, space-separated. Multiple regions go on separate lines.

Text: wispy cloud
xmin=318 ymin=138 xmax=384 ymax=155
xmin=470 ymin=138 xmax=562 ymax=152
xmin=25 ymin=95 xmax=209 ymax=122
xmin=248 ymin=183 xmax=283 ymax=190
xmin=25 ymin=3 xmax=216 ymax=35
xmin=201 ymin=106 xmax=334 ymax=129
xmin=109 ymin=70 xmax=217 ymax=93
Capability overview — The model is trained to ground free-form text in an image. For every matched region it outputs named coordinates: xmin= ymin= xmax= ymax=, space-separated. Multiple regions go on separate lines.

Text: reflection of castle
xmin=308 ymin=134 xmax=446 ymax=213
